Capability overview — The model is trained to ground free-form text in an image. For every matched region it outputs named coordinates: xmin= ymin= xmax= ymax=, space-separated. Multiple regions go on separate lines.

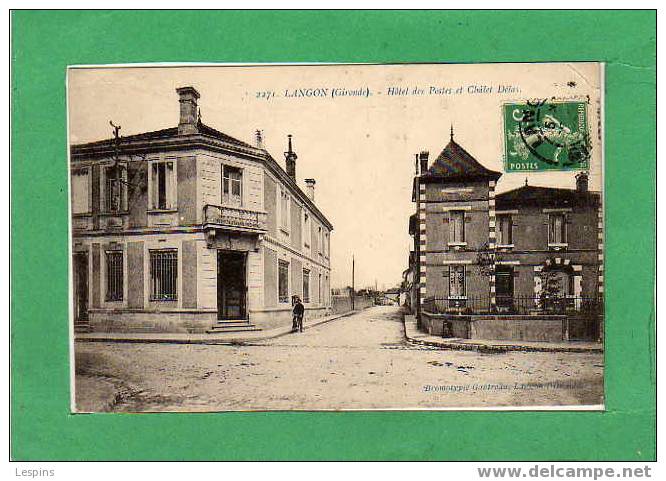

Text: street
xmin=74 ymin=306 xmax=604 ymax=412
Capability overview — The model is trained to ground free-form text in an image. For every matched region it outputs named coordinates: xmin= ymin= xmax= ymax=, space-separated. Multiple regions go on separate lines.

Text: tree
xmin=538 ymin=270 xmax=564 ymax=314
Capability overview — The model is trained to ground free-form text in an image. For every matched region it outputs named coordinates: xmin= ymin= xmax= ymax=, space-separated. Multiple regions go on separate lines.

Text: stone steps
xmin=74 ymin=322 xmax=91 ymax=333
xmin=205 ymin=320 xmax=262 ymax=334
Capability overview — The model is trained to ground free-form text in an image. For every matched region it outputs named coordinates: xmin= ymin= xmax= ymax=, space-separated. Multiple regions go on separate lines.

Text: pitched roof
xmin=422 ymin=139 xmax=502 ymax=182
xmin=496 ymin=185 xmax=600 ymax=209
xmin=71 ymin=122 xmax=254 ymax=151
xmin=70 ymin=120 xmax=333 ymax=231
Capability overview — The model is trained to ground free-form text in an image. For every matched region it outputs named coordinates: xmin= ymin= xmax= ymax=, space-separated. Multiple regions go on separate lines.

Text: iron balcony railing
xmin=203 ymin=204 xmax=267 ymax=233
xmin=422 ymin=295 xmax=604 ymax=316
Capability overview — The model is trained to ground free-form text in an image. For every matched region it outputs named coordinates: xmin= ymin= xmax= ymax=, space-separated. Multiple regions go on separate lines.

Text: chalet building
xmin=408 ymin=129 xmax=603 ymax=339
xmin=70 ymin=86 xmax=333 ymax=333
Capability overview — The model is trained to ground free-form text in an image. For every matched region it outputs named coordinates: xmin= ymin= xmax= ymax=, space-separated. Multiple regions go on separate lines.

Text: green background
xmin=11 ymin=10 xmax=656 ymax=461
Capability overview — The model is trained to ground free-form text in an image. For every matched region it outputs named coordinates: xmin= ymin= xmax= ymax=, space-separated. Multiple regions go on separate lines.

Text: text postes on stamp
xmin=503 ymin=99 xmax=591 ymax=172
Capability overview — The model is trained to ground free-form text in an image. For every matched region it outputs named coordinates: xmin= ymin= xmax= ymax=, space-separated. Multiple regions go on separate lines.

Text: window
xmin=222 ymin=165 xmax=242 ymax=206
xmin=104 ymin=165 xmax=126 ymax=213
xmin=150 ymin=161 xmax=175 ymax=210
xmin=449 ymin=210 xmax=465 ymax=243
xmin=497 ymin=215 xmax=513 ymax=245
xmin=549 ymin=213 xmax=567 ymax=244
xmin=302 ymin=269 xmax=310 ymax=303
xmin=324 ymin=232 xmax=329 ymax=257
xmin=318 ymin=226 xmax=323 ymax=254
xmin=318 ymin=273 xmax=322 ymax=303
xmin=71 ymin=169 xmax=90 ymax=214
xmin=150 ymin=249 xmax=178 ymax=300
xmin=324 ymin=275 xmax=329 ymax=304
xmin=280 ymin=189 xmax=290 ymax=231
xmin=303 ymin=213 xmax=310 ymax=248
xmin=449 ymin=265 xmax=466 ymax=297
xmin=105 ymin=251 xmax=123 ymax=301
xmin=278 ymin=260 xmax=289 ymax=303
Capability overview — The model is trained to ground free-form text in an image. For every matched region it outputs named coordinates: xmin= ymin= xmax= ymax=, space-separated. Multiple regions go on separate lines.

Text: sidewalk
xmin=403 ymin=315 xmax=603 ymax=353
xmin=75 ymin=310 xmax=356 ymax=345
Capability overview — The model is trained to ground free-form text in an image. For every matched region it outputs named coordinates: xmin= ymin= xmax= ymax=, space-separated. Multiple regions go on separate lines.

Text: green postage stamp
xmin=503 ymin=99 xmax=591 ymax=172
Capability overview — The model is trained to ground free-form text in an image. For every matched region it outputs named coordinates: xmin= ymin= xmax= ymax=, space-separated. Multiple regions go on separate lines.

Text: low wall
xmin=421 ymin=312 xmax=567 ymax=342
xmin=331 ymin=295 xmax=374 ymax=314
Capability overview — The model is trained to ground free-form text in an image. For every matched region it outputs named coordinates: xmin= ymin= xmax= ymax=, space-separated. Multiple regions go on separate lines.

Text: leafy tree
xmin=538 ymin=270 xmax=564 ymax=313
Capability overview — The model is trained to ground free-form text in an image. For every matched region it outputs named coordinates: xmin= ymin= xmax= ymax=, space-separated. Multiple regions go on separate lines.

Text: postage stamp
xmin=503 ymin=99 xmax=591 ymax=172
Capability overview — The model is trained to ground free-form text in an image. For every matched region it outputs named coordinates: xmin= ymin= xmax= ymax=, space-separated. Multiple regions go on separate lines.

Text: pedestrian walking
xmin=293 ymin=296 xmax=305 ymax=333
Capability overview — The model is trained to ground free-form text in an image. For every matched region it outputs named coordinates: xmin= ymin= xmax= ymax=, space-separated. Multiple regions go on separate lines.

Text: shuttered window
xmin=449 ymin=210 xmax=465 ymax=243
xmin=150 ymin=249 xmax=178 ymax=300
xmin=105 ymin=166 xmax=123 ymax=212
xmin=303 ymin=269 xmax=310 ymax=303
xmin=497 ymin=215 xmax=513 ymax=245
xmin=549 ymin=213 xmax=567 ymax=244
xmin=303 ymin=213 xmax=310 ymax=248
xmin=105 ymin=251 xmax=123 ymax=301
xmin=222 ymin=165 xmax=242 ymax=206
xmin=278 ymin=260 xmax=289 ymax=303
xmin=71 ymin=169 xmax=90 ymax=214
xmin=280 ymin=189 xmax=290 ymax=231
xmin=150 ymin=161 xmax=175 ymax=210
xmin=449 ymin=265 xmax=466 ymax=297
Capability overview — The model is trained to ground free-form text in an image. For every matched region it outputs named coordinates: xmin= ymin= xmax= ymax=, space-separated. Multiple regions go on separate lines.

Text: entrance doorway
xmin=217 ymin=250 xmax=247 ymax=320
xmin=73 ymin=252 xmax=89 ymax=325
xmin=495 ymin=266 xmax=514 ymax=311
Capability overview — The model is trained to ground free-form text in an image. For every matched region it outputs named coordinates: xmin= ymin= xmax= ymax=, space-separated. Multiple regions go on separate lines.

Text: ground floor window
xmin=449 ymin=265 xmax=466 ymax=297
xmin=150 ymin=249 xmax=178 ymax=301
xmin=278 ymin=260 xmax=289 ymax=303
xmin=325 ymin=274 xmax=329 ymax=305
xmin=302 ymin=269 xmax=310 ymax=303
xmin=105 ymin=251 xmax=123 ymax=301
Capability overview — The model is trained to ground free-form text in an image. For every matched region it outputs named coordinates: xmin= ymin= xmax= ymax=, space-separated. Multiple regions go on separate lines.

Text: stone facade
xmin=70 ymin=86 xmax=333 ymax=333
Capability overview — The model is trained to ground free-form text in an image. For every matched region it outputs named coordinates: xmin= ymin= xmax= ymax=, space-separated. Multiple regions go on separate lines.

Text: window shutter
xmin=122 ymin=167 xmax=128 ymax=211
xmin=167 ymin=162 xmax=175 ymax=209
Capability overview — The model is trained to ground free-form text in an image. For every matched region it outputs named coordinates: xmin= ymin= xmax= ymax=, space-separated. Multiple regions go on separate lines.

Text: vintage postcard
xmin=68 ymin=62 xmax=604 ymax=412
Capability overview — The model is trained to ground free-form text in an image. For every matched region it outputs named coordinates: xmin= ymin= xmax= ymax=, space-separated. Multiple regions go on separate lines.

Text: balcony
xmin=203 ymin=204 xmax=267 ymax=234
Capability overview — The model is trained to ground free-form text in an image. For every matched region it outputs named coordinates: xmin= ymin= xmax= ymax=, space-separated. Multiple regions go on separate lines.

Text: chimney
xmin=176 ymin=86 xmax=200 ymax=135
xmin=255 ymin=130 xmax=264 ymax=149
xmin=575 ymin=171 xmax=589 ymax=192
xmin=419 ymin=151 xmax=429 ymax=174
xmin=305 ymin=178 xmax=316 ymax=201
xmin=284 ymin=134 xmax=298 ymax=179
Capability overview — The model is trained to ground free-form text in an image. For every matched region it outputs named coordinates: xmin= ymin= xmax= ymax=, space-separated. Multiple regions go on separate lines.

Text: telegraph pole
xmin=351 ymin=254 xmax=355 ymax=311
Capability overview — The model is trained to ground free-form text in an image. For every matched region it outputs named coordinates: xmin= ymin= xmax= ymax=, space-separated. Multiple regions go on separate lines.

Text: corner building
xmin=70 ymin=86 xmax=333 ymax=333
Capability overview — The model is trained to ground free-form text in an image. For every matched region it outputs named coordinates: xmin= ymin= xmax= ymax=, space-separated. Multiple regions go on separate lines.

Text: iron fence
xmin=422 ymin=295 xmax=604 ymax=316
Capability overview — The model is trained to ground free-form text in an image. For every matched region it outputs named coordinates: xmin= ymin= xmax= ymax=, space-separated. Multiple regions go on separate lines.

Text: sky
xmin=68 ymin=63 xmax=603 ymax=290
